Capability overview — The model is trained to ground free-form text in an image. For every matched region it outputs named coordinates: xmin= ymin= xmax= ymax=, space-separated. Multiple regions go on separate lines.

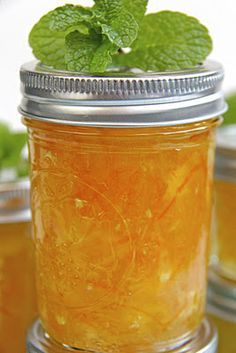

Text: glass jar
xmin=20 ymin=61 xmax=226 ymax=353
xmin=208 ymin=271 xmax=236 ymax=353
xmin=0 ymin=180 xmax=37 ymax=353
xmin=27 ymin=318 xmax=218 ymax=353
xmin=212 ymin=125 xmax=236 ymax=281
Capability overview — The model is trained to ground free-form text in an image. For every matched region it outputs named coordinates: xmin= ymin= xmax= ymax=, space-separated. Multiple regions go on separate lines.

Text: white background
xmin=0 ymin=0 xmax=236 ymax=129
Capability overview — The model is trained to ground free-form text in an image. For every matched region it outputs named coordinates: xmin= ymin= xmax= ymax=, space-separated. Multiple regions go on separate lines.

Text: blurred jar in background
xmin=208 ymin=271 xmax=236 ymax=353
xmin=0 ymin=180 xmax=36 ymax=353
xmin=212 ymin=125 xmax=236 ymax=281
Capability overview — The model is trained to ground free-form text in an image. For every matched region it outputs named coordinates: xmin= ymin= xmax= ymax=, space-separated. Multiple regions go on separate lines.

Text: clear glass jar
xmin=26 ymin=318 xmax=218 ymax=353
xmin=20 ymin=61 xmax=226 ymax=352
xmin=208 ymin=271 xmax=236 ymax=353
xmin=0 ymin=180 xmax=37 ymax=353
xmin=212 ymin=125 xmax=236 ymax=281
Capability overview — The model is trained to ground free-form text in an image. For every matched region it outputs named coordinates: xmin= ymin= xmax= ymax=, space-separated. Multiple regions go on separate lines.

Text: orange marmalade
xmin=25 ymin=118 xmax=218 ymax=352
xmin=214 ymin=180 xmax=236 ymax=281
xmin=0 ymin=221 xmax=36 ymax=353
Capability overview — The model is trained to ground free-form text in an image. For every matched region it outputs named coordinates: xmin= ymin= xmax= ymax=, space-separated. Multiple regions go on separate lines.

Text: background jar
xmin=20 ymin=61 xmax=226 ymax=353
xmin=212 ymin=125 xmax=236 ymax=281
xmin=0 ymin=180 xmax=37 ymax=353
xmin=208 ymin=271 xmax=236 ymax=353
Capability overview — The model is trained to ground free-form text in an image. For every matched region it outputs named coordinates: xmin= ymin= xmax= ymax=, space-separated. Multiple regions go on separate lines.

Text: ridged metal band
xmin=26 ymin=319 xmax=217 ymax=353
xmin=215 ymin=125 xmax=236 ymax=182
xmin=19 ymin=61 xmax=226 ymax=128
xmin=20 ymin=68 xmax=223 ymax=98
xmin=207 ymin=269 xmax=236 ymax=323
xmin=0 ymin=179 xmax=31 ymax=223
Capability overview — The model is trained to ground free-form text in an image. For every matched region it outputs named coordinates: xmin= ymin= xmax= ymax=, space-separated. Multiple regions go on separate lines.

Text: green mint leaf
xmin=65 ymin=31 xmax=118 ymax=73
xmin=123 ymin=0 xmax=148 ymax=25
xmin=100 ymin=9 xmax=138 ymax=47
xmin=115 ymin=11 xmax=213 ymax=71
xmin=29 ymin=5 xmax=94 ymax=69
xmin=29 ymin=13 xmax=67 ymax=69
xmin=93 ymin=0 xmax=121 ymax=17
xmin=90 ymin=41 xmax=118 ymax=72
xmin=223 ymin=94 xmax=236 ymax=125
xmin=49 ymin=5 xmax=93 ymax=31
xmin=94 ymin=0 xmax=138 ymax=47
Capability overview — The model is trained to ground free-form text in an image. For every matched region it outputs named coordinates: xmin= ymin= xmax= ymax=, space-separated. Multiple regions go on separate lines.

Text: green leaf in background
xmin=114 ymin=11 xmax=213 ymax=71
xmin=2 ymin=132 xmax=27 ymax=168
xmin=0 ymin=122 xmax=28 ymax=178
xmin=16 ymin=159 xmax=29 ymax=178
xmin=0 ymin=123 xmax=11 ymax=162
xmin=223 ymin=94 xmax=236 ymax=125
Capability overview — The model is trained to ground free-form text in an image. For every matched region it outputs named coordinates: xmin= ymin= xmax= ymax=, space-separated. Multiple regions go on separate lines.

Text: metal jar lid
xmin=215 ymin=125 xmax=236 ymax=181
xmin=19 ymin=60 xmax=226 ymax=128
xmin=26 ymin=319 xmax=217 ymax=353
xmin=207 ymin=269 xmax=236 ymax=323
xmin=0 ymin=179 xmax=31 ymax=223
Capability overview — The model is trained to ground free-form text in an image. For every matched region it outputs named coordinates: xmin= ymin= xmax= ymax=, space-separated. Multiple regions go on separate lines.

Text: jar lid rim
xmin=19 ymin=60 xmax=226 ymax=127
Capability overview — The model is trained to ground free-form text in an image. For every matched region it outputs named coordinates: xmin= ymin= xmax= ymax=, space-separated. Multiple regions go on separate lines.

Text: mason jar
xmin=212 ymin=125 xmax=236 ymax=281
xmin=208 ymin=270 xmax=236 ymax=353
xmin=19 ymin=61 xmax=226 ymax=353
xmin=0 ymin=180 xmax=37 ymax=353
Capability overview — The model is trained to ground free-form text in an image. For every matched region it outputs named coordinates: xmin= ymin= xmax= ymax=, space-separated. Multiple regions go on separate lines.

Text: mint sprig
xmin=30 ymin=2 xmax=139 ymax=72
xmin=29 ymin=1 xmax=212 ymax=73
